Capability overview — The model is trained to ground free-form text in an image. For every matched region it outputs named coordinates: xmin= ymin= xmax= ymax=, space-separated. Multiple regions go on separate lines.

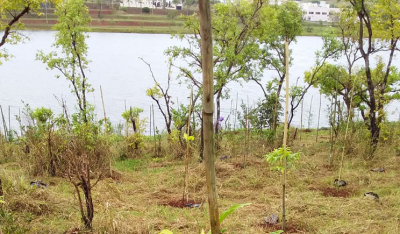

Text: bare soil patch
xmin=258 ymin=223 xmax=308 ymax=233
xmin=161 ymin=198 xmax=202 ymax=208
xmin=313 ymin=187 xmax=354 ymax=198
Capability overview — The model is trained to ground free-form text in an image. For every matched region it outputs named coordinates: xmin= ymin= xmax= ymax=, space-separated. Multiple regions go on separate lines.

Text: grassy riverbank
xmin=1 ymin=126 xmax=399 ymax=233
xmin=21 ymin=9 xmax=335 ymax=36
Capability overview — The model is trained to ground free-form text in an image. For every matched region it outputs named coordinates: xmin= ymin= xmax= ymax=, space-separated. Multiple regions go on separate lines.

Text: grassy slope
xmin=1 ymin=129 xmax=400 ymax=233
xmin=21 ymin=10 xmax=335 ymax=36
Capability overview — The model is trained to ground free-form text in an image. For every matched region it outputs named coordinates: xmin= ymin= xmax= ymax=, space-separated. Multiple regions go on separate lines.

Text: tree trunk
xmin=282 ymin=36 xmax=290 ymax=232
xmin=198 ymin=0 xmax=221 ymax=231
xmin=81 ymin=177 xmax=94 ymax=229
xmin=364 ymin=56 xmax=379 ymax=153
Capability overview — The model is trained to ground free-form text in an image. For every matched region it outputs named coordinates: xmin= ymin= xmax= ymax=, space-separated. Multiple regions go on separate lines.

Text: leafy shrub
xmin=166 ymin=10 xmax=179 ymax=21
xmin=142 ymin=7 xmax=150 ymax=13
xmin=119 ymin=6 xmax=127 ymax=12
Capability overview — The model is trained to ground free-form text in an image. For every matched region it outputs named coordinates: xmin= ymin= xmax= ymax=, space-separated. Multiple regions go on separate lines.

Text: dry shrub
xmin=8 ymin=197 xmax=51 ymax=216
xmin=0 ymin=141 xmax=23 ymax=164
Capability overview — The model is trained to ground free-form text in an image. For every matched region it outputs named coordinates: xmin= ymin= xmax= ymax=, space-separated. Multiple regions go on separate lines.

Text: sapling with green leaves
xmin=36 ymin=0 xmax=103 ymax=229
xmin=121 ymin=108 xmax=146 ymax=152
xmin=36 ymin=0 xmax=92 ymax=123
xmin=265 ymin=147 xmax=300 ymax=174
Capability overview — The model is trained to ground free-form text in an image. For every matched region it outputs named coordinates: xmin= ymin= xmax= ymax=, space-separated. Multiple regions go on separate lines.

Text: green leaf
xmin=219 ymin=203 xmax=251 ymax=223
xmin=270 ymin=231 xmax=284 ymax=234
xmin=159 ymin=230 xmax=174 ymax=234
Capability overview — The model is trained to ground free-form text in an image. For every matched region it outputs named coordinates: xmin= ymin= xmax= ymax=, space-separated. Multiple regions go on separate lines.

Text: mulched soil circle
xmin=161 ymin=198 xmax=201 ymax=208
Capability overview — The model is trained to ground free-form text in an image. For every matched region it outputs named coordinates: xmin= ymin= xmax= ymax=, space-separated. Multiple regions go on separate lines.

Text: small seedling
xmin=264 ymin=147 xmax=300 ymax=173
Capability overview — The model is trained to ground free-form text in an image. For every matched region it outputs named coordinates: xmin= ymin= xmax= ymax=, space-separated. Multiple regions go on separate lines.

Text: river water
xmin=0 ymin=31 xmax=399 ymax=134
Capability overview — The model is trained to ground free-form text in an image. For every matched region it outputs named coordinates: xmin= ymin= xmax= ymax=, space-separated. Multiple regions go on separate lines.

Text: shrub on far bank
xmin=142 ymin=7 xmax=150 ymax=14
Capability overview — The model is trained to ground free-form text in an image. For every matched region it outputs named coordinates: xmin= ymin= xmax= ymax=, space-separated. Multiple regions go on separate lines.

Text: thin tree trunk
xmin=282 ymin=36 xmax=290 ymax=232
xmin=198 ymin=0 xmax=221 ymax=231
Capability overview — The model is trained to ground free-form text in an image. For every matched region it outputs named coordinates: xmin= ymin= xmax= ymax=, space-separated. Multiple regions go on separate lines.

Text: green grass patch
xmin=113 ymin=158 xmax=145 ymax=172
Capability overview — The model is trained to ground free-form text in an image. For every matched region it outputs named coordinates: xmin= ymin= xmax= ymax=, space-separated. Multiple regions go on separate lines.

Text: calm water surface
xmin=0 ymin=31 xmax=399 ymax=134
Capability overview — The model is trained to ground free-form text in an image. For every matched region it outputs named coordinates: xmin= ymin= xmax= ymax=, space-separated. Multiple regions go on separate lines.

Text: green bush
xmin=142 ymin=7 xmax=150 ymax=14
xmin=119 ymin=6 xmax=127 ymax=12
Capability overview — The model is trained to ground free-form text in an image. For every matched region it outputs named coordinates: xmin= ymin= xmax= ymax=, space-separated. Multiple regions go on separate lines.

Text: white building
xmin=273 ymin=0 xmax=340 ymax=22
xmin=303 ymin=7 xmax=340 ymax=22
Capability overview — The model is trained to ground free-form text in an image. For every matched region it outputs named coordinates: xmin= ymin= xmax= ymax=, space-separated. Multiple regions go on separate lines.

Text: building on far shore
xmin=303 ymin=6 xmax=340 ymax=22
xmin=272 ymin=0 xmax=341 ymax=22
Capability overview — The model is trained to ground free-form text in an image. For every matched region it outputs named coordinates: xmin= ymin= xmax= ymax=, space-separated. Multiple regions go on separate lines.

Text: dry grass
xmin=1 ymin=129 xmax=400 ymax=233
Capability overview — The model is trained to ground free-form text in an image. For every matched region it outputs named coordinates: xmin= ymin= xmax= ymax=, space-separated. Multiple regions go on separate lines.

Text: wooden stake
xmin=100 ymin=86 xmax=112 ymax=177
xmin=282 ymin=36 xmax=290 ymax=232
xmin=329 ymin=81 xmax=339 ymax=166
xmin=0 ymin=105 xmax=8 ymax=140
xmin=234 ymin=92 xmax=238 ymax=131
xmin=199 ymin=0 xmax=221 ymax=231
xmin=125 ymin=100 xmax=128 ymax=137
xmin=183 ymin=88 xmax=193 ymax=203
xmin=300 ymin=98 xmax=303 ymax=141
xmin=149 ymin=105 xmax=152 ymax=139
xmin=316 ymin=93 xmax=322 ymax=142
xmin=8 ymin=105 xmax=10 ymax=135
xmin=338 ymin=77 xmax=358 ymax=181
xmin=152 ymin=104 xmax=156 ymax=156
xmin=308 ymin=95 xmax=313 ymax=130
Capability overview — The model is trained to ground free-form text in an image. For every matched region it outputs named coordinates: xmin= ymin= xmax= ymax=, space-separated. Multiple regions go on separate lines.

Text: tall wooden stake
xmin=184 ymin=88 xmax=194 ymax=203
xmin=152 ymin=104 xmax=156 ymax=156
xmin=8 ymin=105 xmax=10 ymax=135
xmin=149 ymin=105 xmax=152 ymax=139
xmin=234 ymin=92 xmax=238 ymax=131
xmin=100 ymin=86 xmax=112 ymax=176
xmin=338 ymin=77 xmax=358 ymax=181
xmin=0 ymin=105 xmax=8 ymax=140
xmin=282 ymin=36 xmax=290 ymax=232
xmin=199 ymin=0 xmax=221 ymax=231
xmin=300 ymin=98 xmax=304 ymax=141
xmin=125 ymin=100 xmax=128 ymax=137
xmin=329 ymin=85 xmax=338 ymax=166
xmin=316 ymin=93 xmax=322 ymax=142
xmin=308 ymin=95 xmax=313 ymax=130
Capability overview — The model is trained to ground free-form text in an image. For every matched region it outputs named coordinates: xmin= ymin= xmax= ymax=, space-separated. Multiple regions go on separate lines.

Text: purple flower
xmin=219 ymin=116 xmax=224 ymax=122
